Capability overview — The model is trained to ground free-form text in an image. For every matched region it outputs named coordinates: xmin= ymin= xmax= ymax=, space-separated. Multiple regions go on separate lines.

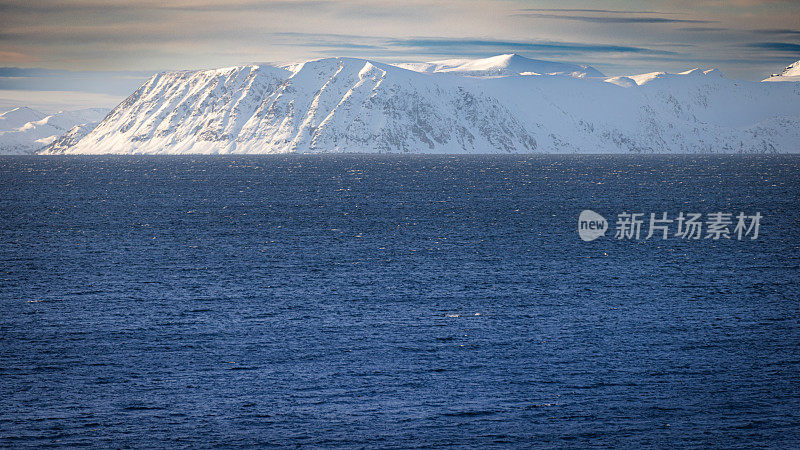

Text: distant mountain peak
xmin=780 ymin=60 xmax=800 ymax=77
xmin=3 ymin=106 xmax=39 ymax=114
xmin=0 ymin=106 xmax=47 ymax=133
xmin=397 ymin=54 xmax=605 ymax=78
xmin=0 ymin=107 xmax=109 ymax=154
xmin=762 ymin=59 xmax=800 ymax=82
xmin=624 ymin=67 xmax=726 ymax=86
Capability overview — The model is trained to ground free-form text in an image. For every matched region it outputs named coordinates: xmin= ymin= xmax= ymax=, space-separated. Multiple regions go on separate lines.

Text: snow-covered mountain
xmin=763 ymin=60 xmax=800 ymax=82
xmin=0 ymin=107 xmax=109 ymax=154
xmin=38 ymin=55 xmax=800 ymax=154
xmin=0 ymin=107 xmax=48 ymax=133
xmin=396 ymin=53 xmax=604 ymax=78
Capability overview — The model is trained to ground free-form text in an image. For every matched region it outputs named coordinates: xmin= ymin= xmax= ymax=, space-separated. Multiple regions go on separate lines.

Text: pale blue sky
xmin=1 ymin=0 xmax=798 ymax=110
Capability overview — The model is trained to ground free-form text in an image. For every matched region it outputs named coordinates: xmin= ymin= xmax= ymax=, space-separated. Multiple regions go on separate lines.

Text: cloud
xmin=0 ymin=50 xmax=38 ymax=63
xmin=518 ymin=8 xmax=677 ymax=15
xmin=676 ymin=27 xmax=729 ymax=32
xmin=0 ymin=67 xmax=151 ymax=95
xmin=0 ymin=0 xmax=797 ymax=82
xmin=750 ymin=29 xmax=800 ymax=36
xmin=747 ymin=42 xmax=800 ymax=52
xmin=0 ymin=0 xmax=329 ymax=14
xmin=0 ymin=89 xmax=126 ymax=113
xmin=678 ymin=27 xmax=800 ymax=35
xmin=252 ymin=33 xmax=680 ymax=58
xmin=513 ymin=13 xmax=713 ymax=24
xmin=159 ymin=0 xmax=332 ymax=12
xmin=386 ymin=38 xmax=677 ymax=56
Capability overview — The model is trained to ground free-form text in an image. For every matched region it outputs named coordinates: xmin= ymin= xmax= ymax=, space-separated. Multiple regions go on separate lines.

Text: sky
xmin=1 ymin=0 xmax=798 ymax=112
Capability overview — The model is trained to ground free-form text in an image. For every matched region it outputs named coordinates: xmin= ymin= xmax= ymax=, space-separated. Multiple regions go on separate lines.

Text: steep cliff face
xmin=51 ymin=58 xmax=540 ymax=154
xmin=42 ymin=55 xmax=800 ymax=154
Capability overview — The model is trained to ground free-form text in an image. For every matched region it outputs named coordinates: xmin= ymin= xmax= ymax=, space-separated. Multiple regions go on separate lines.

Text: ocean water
xmin=1 ymin=155 xmax=798 ymax=448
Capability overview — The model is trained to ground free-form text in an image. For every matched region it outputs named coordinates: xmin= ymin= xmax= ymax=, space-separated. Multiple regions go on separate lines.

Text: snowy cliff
xmin=37 ymin=55 xmax=800 ymax=154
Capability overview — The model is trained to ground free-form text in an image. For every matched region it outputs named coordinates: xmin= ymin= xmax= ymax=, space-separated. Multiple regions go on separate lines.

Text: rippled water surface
xmin=1 ymin=155 xmax=798 ymax=448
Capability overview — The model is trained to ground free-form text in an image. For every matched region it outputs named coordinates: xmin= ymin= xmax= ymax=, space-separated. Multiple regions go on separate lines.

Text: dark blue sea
xmin=1 ymin=155 xmax=798 ymax=448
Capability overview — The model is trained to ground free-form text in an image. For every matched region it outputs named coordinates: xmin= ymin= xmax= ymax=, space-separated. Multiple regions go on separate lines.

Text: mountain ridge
xmin=0 ymin=107 xmax=109 ymax=154
xmin=396 ymin=53 xmax=605 ymax=78
xmin=25 ymin=54 xmax=800 ymax=154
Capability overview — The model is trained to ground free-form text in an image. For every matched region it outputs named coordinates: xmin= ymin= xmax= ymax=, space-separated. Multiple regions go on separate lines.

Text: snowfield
xmin=9 ymin=54 xmax=800 ymax=154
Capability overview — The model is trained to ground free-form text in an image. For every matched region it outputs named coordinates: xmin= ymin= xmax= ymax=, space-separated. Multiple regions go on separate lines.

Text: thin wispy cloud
xmin=747 ymin=42 xmax=800 ymax=52
xmin=0 ymin=68 xmax=151 ymax=94
xmin=677 ymin=27 xmax=732 ymax=32
xmin=513 ymin=13 xmax=714 ymax=24
xmin=750 ymin=29 xmax=800 ymax=36
xmin=387 ymin=38 xmax=677 ymax=56
xmin=518 ymin=8 xmax=678 ymax=15
xmin=159 ymin=1 xmax=332 ymax=12
xmin=677 ymin=27 xmax=800 ymax=33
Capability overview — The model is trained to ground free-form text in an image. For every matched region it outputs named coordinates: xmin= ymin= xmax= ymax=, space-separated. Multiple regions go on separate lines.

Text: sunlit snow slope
xmin=0 ymin=107 xmax=109 ymax=154
xmin=763 ymin=59 xmax=800 ymax=83
xmin=45 ymin=55 xmax=800 ymax=154
xmin=396 ymin=54 xmax=605 ymax=78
